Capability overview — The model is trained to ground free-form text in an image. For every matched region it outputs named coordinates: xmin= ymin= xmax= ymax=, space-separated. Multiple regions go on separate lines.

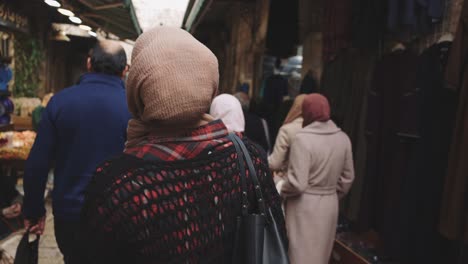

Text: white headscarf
xmin=210 ymin=94 xmax=245 ymax=132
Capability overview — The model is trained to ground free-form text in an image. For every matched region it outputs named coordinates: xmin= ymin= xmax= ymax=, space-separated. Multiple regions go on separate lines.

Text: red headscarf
xmin=302 ymin=94 xmax=331 ymax=127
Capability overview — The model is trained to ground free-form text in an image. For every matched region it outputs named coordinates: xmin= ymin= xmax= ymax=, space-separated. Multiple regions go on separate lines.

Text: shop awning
xmin=132 ymin=0 xmax=189 ymax=30
xmin=183 ymin=0 xmax=255 ymax=33
xmin=74 ymin=0 xmax=142 ymax=40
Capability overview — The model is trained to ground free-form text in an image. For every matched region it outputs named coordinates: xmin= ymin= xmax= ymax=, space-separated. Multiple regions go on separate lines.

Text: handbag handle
xmin=228 ymin=133 xmax=267 ymax=216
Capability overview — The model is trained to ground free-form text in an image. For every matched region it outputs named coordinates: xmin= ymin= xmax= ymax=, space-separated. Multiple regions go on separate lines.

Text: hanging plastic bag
xmin=13 ymin=231 xmax=39 ymax=264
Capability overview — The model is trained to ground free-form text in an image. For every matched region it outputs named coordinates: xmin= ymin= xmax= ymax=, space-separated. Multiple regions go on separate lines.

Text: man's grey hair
xmin=234 ymin=92 xmax=250 ymax=111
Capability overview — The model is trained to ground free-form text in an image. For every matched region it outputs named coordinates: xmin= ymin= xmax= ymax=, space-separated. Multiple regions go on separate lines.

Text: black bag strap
xmin=228 ymin=133 xmax=249 ymax=216
xmin=232 ymin=135 xmax=267 ymax=216
xmin=228 ymin=133 xmax=266 ymax=216
xmin=14 ymin=229 xmax=40 ymax=264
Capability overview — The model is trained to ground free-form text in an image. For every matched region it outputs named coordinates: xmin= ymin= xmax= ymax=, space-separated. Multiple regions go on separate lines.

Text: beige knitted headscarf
xmin=126 ymin=27 xmax=219 ymax=148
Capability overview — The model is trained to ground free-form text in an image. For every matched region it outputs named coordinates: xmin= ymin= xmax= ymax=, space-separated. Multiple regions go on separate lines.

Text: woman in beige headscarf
xmin=268 ymin=95 xmax=306 ymax=181
xmin=80 ymin=26 xmax=285 ymax=264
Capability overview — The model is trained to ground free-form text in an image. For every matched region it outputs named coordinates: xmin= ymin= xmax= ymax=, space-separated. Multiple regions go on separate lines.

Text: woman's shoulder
xmin=86 ymin=139 xmax=268 ymax=198
xmin=278 ymin=121 xmax=302 ymax=139
xmin=84 ymin=154 xmax=142 ymax=198
xmin=281 ymin=119 xmax=302 ymax=131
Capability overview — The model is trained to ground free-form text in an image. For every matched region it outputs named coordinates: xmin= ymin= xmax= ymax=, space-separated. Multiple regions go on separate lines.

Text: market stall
xmin=313 ymin=0 xmax=468 ymax=263
xmin=0 ymin=130 xmax=35 ymax=160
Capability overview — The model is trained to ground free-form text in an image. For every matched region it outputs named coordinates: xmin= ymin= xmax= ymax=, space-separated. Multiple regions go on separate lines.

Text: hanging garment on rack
xmin=263 ymin=74 xmax=289 ymax=143
xmin=400 ymin=41 xmax=457 ymax=264
xmin=351 ymin=0 xmax=387 ymax=52
xmin=359 ymin=49 xmax=420 ymax=259
xmin=322 ymin=0 xmax=353 ymax=62
xmin=440 ymin=0 xmax=468 ymax=242
xmin=321 ymin=49 xmax=355 ymax=128
xmin=320 ymin=49 xmax=376 ymax=222
xmin=387 ymin=0 xmax=446 ymax=35
xmin=388 ymin=0 xmax=417 ymax=32
xmin=417 ymin=0 xmax=445 ymax=21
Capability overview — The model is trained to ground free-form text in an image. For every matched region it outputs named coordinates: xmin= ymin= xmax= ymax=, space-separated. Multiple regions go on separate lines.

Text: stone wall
xmin=214 ymin=0 xmax=270 ymax=96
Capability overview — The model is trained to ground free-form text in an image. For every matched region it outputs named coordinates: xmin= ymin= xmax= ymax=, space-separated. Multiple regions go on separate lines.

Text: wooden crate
xmin=11 ymin=115 xmax=32 ymax=131
xmin=330 ymin=240 xmax=370 ymax=264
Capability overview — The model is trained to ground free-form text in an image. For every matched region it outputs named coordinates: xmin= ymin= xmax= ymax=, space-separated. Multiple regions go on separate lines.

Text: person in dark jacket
xmin=234 ymin=91 xmax=271 ymax=152
xmin=23 ymin=40 xmax=131 ymax=264
xmin=300 ymin=70 xmax=319 ymax=95
xmin=80 ymin=26 xmax=285 ymax=264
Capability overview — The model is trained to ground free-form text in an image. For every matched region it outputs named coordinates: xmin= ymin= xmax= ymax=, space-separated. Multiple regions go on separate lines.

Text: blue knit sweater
xmin=24 ymin=73 xmax=131 ymax=221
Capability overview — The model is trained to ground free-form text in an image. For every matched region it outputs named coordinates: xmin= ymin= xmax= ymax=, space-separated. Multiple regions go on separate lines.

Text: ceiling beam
xmin=188 ymin=0 xmax=214 ymax=33
xmin=82 ymin=13 xmax=134 ymax=35
xmin=78 ymin=0 xmax=124 ymax=10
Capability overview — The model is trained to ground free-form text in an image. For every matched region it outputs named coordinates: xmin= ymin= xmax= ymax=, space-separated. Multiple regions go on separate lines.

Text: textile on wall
xmin=322 ymin=0 xmax=353 ymax=62
xmin=440 ymin=0 xmax=468 ymax=242
xmin=360 ymin=49 xmax=420 ymax=259
xmin=403 ymin=41 xmax=457 ymax=263
xmin=387 ymin=0 xmax=446 ymax=36
xmin=320 ymin=49 xmax=375 ymax=222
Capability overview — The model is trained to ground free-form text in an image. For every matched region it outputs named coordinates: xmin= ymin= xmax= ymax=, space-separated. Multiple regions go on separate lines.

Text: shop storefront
xmin=187 ymin=0 xmax=468 ymax=263
xmin=301 ymin=1 xmax=468 ymax=264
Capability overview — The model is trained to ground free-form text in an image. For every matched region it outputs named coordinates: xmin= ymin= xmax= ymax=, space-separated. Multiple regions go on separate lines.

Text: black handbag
xmin=13 ymin=230 xmax=39 ymax=264
xmin=228 ymin=133 xmax=289 ymax=264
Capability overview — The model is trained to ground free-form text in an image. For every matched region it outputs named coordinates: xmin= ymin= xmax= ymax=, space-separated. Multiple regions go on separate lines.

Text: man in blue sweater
xmin=23 ymin=40 xmax=131 ymax=263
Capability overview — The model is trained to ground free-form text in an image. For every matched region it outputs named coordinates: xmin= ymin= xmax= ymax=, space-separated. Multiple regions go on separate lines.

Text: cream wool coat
xmin=281 ymin=120 xmax=355 ymax=264
xmin=268 ymin=117 xmax=304 ymax=173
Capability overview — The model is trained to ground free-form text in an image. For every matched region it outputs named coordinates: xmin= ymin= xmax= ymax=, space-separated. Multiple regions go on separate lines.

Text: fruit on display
xmin=0 ymin=131 xmax=36 ymax=160
xmin=12 ymin=97 xmax=41 ymax=117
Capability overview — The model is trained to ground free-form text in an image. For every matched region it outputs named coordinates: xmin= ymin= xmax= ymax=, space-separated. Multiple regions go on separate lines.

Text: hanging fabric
xmin=401 ymin=41 xmax=457 ymax=264
xmin=351 ymin=0 xmax=387 ymax=52
xmin=387 ymin=0 xmax=446 ymax=36
xmin=439 ymin=0 xmax=468 ymax=243
xmin=322 ymin=0 xmax=353 ymax=62
xmin=359 ymin=48 xmax=420 ymax=259
xmin=320 ymin=49 xmax=376 ymax=222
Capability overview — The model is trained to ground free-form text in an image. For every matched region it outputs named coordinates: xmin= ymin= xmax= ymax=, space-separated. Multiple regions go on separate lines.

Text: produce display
xmin=12 ymin=97 xmax=41 ymax=117
xmin=0 ymin=131 xmax=36 ymax=160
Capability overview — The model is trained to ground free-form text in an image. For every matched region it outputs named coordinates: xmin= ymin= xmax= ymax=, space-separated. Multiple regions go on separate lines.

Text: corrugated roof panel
xmin=77 ymin=0 xmax=141 ymax=39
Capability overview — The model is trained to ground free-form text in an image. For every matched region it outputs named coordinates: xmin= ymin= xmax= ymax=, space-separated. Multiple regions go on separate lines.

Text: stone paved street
xmin=38 ymin=209 xmax=63 ymax=264
xmin=0 ymin=201 xmax=63 ymax=264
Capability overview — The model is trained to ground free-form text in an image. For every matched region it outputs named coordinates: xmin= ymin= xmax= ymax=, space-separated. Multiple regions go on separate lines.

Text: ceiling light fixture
xmin=88 ymin=31 xmax=97 ymax=37
xmin=57 ymin=8 xmax=74 ymax=17
xmin=69 ymin=16 xmax=82 ymax=24
xmin=52 ymin=31 xmax=70 ymax=42
xmin=79 ymin=25 xmax=91 ymax=31
xmin=44 ymin=0 xmax=61 ymax=7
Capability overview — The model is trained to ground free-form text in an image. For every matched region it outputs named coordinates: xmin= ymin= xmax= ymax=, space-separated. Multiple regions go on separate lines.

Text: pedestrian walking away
xmin=79 ymin=26 xmax=286 ymax=264
xmin=278 ymin=93 xmax=355 ymax=264
xmin=22 ymin=40 xmax=131 ymax=264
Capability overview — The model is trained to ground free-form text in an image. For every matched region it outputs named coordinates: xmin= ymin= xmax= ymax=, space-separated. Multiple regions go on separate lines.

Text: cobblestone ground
xmin=38 ymin=209 xmax=64 ymax=264
xmin=0 ymin=202 xmax=63 ymax=264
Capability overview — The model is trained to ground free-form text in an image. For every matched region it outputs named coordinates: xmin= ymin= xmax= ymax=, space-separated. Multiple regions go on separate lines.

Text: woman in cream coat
xmin=279 ymin=94 xmax=355 ymax=264
xmin=268 ymin=95 xmax=306 ymax=179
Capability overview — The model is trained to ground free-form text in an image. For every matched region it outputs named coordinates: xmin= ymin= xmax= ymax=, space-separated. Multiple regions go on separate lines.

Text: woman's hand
xmin=24 ymin=216 xmax=46 ymax=235
xmin=1 ymin=203 xmax=22 ymax=219
xmin=275 ymin=179 xmax=286 ymax=196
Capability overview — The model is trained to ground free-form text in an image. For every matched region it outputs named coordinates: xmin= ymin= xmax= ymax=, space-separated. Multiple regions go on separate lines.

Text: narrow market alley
xmin=0 ymin=0 xmax=468 ymax=263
